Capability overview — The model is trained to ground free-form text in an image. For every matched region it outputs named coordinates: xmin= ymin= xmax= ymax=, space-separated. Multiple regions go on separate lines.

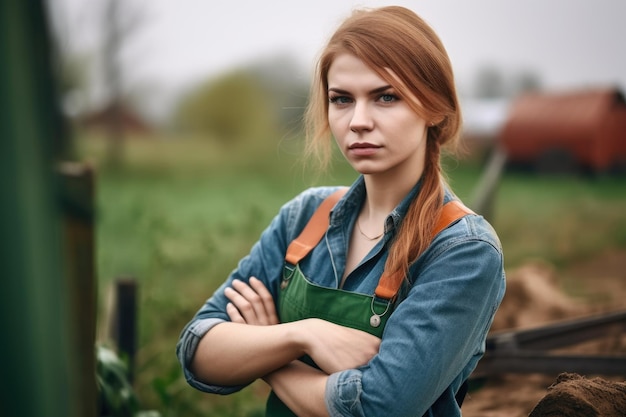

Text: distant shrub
xmin=175 ymin=71 xmax=279 ymax=145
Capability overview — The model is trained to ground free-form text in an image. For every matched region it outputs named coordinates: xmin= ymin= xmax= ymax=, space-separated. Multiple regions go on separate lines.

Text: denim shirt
xmin=176 ymin=175 xmax=506 ymax=417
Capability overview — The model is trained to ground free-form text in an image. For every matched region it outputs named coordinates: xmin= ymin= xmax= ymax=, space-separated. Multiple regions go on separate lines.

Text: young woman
xmin=177 ymin=6 xmax=505 ymax=416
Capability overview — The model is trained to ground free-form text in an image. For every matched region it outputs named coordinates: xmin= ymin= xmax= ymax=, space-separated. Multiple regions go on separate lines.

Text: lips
xmin=349 ymin=142 xmax=380 ymax=149
xmin=348 ymin=142 xmax=381 ymax=156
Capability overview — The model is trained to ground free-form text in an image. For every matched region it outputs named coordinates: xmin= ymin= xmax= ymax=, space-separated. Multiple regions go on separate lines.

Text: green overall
xmin=265 ymin=189 xmax=473 ymax=416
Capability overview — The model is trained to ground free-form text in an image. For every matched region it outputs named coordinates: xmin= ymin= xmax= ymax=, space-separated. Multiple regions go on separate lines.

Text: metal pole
xmin=471 ymin=147 xmax=508 ymax=222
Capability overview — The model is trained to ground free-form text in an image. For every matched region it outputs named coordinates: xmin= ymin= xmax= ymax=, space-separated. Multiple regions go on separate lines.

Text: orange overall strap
xmin=285 ymin=188 xmax=348 ymax=265
xmin=374 ymin=200 xmax=475 ymax=300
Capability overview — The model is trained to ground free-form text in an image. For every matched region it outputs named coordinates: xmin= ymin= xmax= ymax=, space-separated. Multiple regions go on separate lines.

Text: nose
xmin=349 ymin=102 xmax=374 ymax=133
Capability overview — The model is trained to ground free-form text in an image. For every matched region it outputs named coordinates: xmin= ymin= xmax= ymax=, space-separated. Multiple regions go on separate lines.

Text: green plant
xmin=97 ymin=344 xmax=161 ymax=417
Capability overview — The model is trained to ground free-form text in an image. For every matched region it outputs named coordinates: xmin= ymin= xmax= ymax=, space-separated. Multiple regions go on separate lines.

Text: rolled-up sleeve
xmin=176 ymin=317 xmax=251 ymax=394
xmin=325 ymin=369 xmax=365 ymax=416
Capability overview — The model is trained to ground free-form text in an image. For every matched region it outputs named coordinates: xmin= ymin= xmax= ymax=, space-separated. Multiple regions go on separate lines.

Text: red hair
xmin=305 ymin=6 xmax=463 ymax=281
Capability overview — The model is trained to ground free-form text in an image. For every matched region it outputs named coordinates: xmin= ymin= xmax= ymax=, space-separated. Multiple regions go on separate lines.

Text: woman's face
xmin=327 ymin=53 xmax=428 ymax=181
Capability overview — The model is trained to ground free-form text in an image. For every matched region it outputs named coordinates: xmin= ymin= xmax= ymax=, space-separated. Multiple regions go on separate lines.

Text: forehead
xmin=327 ymin=53 xmax=390 ymax=90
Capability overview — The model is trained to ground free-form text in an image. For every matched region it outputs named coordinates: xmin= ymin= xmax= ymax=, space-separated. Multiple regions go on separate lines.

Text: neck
xmin=361 ymin=170 xmax=421 ymax=221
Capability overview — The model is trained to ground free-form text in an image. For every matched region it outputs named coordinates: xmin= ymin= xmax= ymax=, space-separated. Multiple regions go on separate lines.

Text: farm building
xmin=498 ymin=87 xmax=626 ymax=173
xmin=79 ymin=102 xmax=153 ymax=135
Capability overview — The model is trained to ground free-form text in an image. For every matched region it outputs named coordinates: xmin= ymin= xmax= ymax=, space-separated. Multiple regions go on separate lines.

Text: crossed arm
xmin=190 ymin=277 xmax=381 ymax=417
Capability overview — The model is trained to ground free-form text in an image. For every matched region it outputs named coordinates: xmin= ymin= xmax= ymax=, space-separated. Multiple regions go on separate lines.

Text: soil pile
xmin=490 ymin=260 xmax=588 ymax=331
xmin=528 ymin=372 xmax=626 ymax=417
xmin=462 ymin=254 xmax=626 ymax=417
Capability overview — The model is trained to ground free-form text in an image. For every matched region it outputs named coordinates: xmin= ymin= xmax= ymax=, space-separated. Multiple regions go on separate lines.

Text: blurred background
xmin=2 ymin=0 xmax=625 ymax=416
xmin=49 ymin=0 xmax=626 ymax=138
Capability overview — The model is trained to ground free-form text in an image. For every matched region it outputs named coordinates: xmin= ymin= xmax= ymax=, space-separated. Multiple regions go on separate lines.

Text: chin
xmin=346 ymin=159 xmax=387 ymax=175
xmin=354 ymin=165 xmax=383 ymax=176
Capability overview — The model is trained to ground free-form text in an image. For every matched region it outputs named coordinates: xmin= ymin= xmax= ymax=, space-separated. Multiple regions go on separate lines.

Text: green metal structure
xmin=0 ymin=1 xmax=95 ymax=416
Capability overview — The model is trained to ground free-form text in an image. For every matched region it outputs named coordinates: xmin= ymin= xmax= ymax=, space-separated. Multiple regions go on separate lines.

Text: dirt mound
xmin=462 ymin=254 xmax=626 ymax=417
xmin=528 ymin=373 xmax=626 ymax=417
xmin=490 ymin=260 xmax=588 ymax=331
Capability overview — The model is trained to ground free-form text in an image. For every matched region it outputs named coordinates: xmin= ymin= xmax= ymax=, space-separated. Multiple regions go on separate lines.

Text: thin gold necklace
xmin=357 ymin=219 xmax=384 ymax=241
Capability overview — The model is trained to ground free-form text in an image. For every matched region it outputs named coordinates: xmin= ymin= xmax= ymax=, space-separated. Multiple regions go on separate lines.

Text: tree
xmin=511 ymin=70 xmax=542 ymax=96
xmin=100 ymin=0 xmax=147 ymax=166
xmin=49 ymin=0 xmax=149 ymax=166
xmin=474 ymin=64 xmax=507 ymax=99
xmin=176 ymin=70 xmax=282 ymax=145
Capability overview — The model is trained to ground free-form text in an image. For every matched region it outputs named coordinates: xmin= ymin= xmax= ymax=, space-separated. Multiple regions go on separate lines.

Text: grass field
xmin=78 ymin=133 xmax=626 ymax=417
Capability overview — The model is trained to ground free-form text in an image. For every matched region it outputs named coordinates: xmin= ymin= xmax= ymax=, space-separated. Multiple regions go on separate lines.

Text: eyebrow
xmin=328 ymin=85 xmax=394 ymax=95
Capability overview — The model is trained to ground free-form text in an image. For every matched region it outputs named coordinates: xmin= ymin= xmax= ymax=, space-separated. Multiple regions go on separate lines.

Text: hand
xmin=299 ymin=318 xmax=381 ymax=374
xmin=224 ymin=277 xmax=279 ymax=326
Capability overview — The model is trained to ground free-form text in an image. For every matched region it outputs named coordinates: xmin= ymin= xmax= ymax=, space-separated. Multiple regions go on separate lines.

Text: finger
xmin=249 ymin=277 xmax=279 ymax=324
xmin=230 ymin=279 xmax=270 ymax=324
xmin=224 ymin=286 xmax=258 ymax=324
xmin=226 ymin=302 xmax=245 ymax=323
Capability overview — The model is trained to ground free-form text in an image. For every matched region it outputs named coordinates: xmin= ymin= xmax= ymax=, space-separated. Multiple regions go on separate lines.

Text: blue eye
xmin=329 ymin=95 xmax=352 ymax=104
xmin=379 ymin=94 xmax=398 ymax=103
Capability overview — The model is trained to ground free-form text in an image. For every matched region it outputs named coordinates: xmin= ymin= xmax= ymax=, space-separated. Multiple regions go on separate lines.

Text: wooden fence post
xmin=60 ymin=162 xmax=98 ymax=416
xmin=109 ymin=277 xmax=138 ymax=382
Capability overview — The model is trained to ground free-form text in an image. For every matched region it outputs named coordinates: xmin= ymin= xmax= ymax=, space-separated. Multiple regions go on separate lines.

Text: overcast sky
xmin=50 ymin=0 xmax=626 ymax=117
